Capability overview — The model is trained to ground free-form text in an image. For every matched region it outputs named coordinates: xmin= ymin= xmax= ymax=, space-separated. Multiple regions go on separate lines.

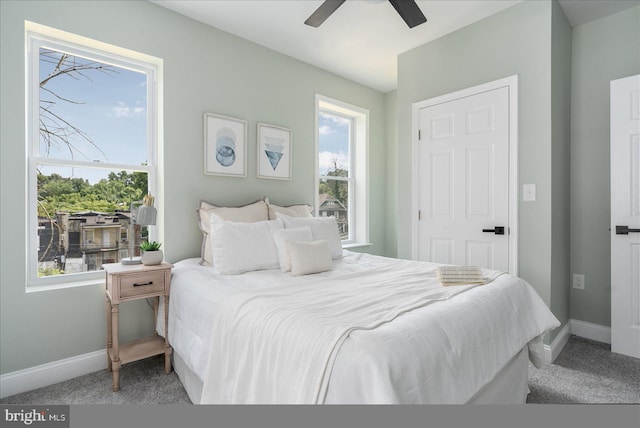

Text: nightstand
xmin=103 ymin=262 xmax=173 ymax=392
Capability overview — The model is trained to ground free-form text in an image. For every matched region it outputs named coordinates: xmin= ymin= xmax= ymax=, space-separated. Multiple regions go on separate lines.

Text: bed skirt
xmin=172 ymin=347 xmax=530 ymax=405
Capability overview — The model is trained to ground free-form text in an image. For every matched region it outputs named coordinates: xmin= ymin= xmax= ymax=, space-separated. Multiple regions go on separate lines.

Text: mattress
xmin=158 ymin=251 xmax=559 ymax=404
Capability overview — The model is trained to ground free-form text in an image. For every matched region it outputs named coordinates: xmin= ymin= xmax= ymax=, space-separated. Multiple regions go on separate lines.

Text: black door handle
xmin=482 ymin=226 xmax=505 ymax=235
xmin=616 ymin=225 xmax=640 ymax=235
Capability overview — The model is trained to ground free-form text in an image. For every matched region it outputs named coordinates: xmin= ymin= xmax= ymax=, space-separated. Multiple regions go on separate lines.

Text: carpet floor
xmin=2 ymin=335 xmax=638 ymax=405
xmin=526 ymin=335 xmax=639 ymax=404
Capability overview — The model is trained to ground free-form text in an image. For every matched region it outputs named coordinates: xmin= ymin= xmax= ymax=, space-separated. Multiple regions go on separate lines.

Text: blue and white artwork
xmin=263 ymin=136 xmax=285 ymax=170
xmin=216 ymin=127 xmax=236 ymax=167
xmin=257 ymin=123 xmax=291 ymax=180
xmin=204 ymin=113 xmax=247 ymax=177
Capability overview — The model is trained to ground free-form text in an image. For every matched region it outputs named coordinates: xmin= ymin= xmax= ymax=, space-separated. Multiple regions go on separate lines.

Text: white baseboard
xmin=570 ymin=319 xmax=611 ymax=344
xmin=0 ymin=349 xmax=107 ymax=399
xmin=543 ymin=319 xmax=611 ymax=365
xmin=546 ymin=321 xmax=572 ymax=363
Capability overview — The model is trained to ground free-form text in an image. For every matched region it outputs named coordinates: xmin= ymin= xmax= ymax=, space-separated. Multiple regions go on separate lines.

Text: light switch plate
xmin=523 ymin=184 xmax=536 ymax=202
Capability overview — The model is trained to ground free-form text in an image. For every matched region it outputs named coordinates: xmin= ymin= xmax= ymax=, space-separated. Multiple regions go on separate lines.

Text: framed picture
xmin=204 ymin=113 xmax=247 ymax=177
xmin=257 ymin=123 xmax=292 ymax=180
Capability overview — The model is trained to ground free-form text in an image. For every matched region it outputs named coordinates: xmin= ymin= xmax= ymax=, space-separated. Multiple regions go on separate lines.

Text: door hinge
xmin=418 ymin=210 xmax=422 ymax=221
xmin=418 ymin=130 xmax=421 ymax=140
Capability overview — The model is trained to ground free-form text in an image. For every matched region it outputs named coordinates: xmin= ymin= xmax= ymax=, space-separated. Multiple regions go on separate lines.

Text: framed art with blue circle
xmin=204 ymin=112 xmax=247 ymax=177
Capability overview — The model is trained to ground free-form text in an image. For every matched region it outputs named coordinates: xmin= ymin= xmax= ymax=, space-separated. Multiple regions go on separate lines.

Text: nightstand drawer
xmin=119 ymin=271 xmax=166 ymax=299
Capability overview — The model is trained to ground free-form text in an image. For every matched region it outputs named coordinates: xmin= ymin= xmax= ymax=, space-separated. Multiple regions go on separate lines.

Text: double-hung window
xmin=315 ymin=95 xmax=369 ymax=246
xmin=26 ymin=23 xmax=161 ymax=288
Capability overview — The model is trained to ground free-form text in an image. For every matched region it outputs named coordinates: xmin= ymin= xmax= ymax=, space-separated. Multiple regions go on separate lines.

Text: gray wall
xmin=396 ymin=0 xmax=560 ymax=318
xmin=0 ymin=0 xmax=387 ymax=375
xmin=569 ymin=6 xmax=640 ymax=327
xmin=385 ymin=90 xmax=398 ymax=257
xmin=549 ymin=0 xmax=573 ymax=334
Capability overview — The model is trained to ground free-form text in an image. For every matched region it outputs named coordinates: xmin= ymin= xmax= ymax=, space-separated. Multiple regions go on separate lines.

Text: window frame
xmin=317 ymin=109 xmax=355 ymax=242
xmin=26 ymin=23 xmax=162 ymax=290
xmin=314 ymin=94 xmax=369 ymax=248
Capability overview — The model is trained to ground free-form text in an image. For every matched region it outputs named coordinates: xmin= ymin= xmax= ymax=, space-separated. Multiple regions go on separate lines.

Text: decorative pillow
xmin=276 ymin=213 xmax=343 ymax=260
xmin=272 ymin=227 xmax=313 ymax=272
xmin=264 ymin=197 xmax=312 ymax=220
xmin=286 ymin=240 xmax=333 ymax=277
xmin=210 ymin=215 xmax=283 ymax=275
xmin=196 ymin=199 xmax=269 ymax=266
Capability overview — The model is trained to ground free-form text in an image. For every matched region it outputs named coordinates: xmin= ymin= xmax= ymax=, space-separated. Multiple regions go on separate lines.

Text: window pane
xmin=36 ymin=165 xmax=149 ymax=276
xmin=39 ymin=48 xmax=148 ymax=165
xmin=318 ymin=178 xmax=349 ymax=240
xmin=318 ymin=112 xmax=350 ymax=177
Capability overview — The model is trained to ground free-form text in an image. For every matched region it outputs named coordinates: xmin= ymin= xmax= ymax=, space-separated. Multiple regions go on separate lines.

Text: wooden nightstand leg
xmin=111 ymin=360 xmax=121 ymax=392
xmin=105 ymin=295 xmax=112 ymax=372
xmin=153 ymin=296 xmax=159 ymax=337
xmin=164 ymin=294 xmax=172 ymax=374
xmin=111 ymin=303 xmax=121 ymax=392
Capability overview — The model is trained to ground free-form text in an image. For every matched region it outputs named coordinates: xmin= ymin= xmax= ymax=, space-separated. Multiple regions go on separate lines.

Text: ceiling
xmin=151 ymin=0 xmax=639 ymax=93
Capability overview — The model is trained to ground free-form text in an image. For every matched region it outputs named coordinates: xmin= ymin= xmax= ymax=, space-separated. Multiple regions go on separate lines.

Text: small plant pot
xmin=141 ymin=250 xmax=163 ymax=266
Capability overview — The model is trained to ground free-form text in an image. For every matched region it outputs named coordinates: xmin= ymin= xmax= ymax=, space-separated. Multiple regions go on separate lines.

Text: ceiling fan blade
xmin=305 ymin=0 xmax=347 ymax=27
xmin=388 ymin=0 xmax=427 ymax=28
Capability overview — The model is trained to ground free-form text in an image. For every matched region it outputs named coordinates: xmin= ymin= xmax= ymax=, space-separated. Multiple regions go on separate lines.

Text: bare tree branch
xmin=38 ymin=49 xmax=118 ymax=160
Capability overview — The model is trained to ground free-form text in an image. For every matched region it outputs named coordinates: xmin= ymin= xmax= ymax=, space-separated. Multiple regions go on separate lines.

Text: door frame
xmin=411 ymin=75 xmax=519 ymax=275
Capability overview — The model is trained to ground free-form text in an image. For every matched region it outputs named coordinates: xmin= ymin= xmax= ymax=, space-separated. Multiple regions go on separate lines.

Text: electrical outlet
xmin=573 ymin=273 xmax=585 ymax=290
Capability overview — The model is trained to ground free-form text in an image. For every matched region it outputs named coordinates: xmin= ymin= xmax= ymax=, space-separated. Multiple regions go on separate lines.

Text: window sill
xmin=26 ymin=276 xmax=105 ymax=293
xmin=342 ymin=242 xmax=372 ymax=250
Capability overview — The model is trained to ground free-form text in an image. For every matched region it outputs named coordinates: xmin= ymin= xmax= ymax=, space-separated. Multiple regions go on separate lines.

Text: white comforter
xmin=162 ymin=252 xmax=559 ymax=404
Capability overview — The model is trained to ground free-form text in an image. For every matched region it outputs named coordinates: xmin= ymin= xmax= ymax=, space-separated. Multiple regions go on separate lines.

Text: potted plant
xmin=140 ymin=241 xmax=163 ymax=266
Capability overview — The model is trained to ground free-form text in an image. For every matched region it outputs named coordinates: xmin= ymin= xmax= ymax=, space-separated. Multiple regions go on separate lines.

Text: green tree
xmin=37 ymin=170 xmax=148 ymax=217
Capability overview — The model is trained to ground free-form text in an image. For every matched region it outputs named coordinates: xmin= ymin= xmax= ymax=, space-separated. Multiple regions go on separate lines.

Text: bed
xmin=156 ymin=199 xmax=560 ymax=404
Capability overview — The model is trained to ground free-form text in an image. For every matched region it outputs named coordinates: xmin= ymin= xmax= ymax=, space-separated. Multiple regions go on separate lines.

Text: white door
xmin=417 ymin=86 xmax=511 ymax=271
xmin=611 ymin=74 xmax=640 ymax=358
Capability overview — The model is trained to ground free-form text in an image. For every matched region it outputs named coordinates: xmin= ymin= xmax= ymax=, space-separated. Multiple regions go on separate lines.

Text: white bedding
xmin=160 ymin=251 xmax=559 ymax=404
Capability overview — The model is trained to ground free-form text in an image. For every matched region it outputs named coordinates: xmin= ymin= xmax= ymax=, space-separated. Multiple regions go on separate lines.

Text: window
xmin=27 ymin=23 xmax=161 ymax=288
xmin=315 ymin=95 xmax=369 ymax=246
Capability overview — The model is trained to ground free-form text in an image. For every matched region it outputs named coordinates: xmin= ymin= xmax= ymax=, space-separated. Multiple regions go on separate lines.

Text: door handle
xmin=482 ymin=226 xmax=505 ymax=235
xmin=616 ymin=225 xmax=640 ymax=235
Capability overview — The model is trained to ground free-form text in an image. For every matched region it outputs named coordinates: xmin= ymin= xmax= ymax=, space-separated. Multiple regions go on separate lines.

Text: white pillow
xmin=264 ymin=198 xmax=312 ymax=220
xmin=286 ymin=240 xmax=333 ymax=277
xmin=272 ymin=227 xmax=313 ymax=272
xmin=210 ymin=215 xmax=282 ymax=275
xmin=276 ymin=213 xmax=343 ymax=260
xmin=196 ymin=199 xmax=269 ymax=266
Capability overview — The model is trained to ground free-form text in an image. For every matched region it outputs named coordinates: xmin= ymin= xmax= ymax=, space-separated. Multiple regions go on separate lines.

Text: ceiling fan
xmin=305 ymin=0 xmax=427 ymax=29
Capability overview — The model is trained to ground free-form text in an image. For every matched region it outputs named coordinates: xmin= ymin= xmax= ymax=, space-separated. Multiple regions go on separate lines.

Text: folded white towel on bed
xmin=437 ymin=265 xmax=486 ymax=286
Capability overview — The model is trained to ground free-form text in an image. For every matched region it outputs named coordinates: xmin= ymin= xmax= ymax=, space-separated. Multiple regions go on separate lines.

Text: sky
xmin=39 ymin=47 xmax=350 ymax=183
xmin=318 ymin=112 xmax=350 ymax=176
xmin=38 ymin=48 xmax=148 ymax=183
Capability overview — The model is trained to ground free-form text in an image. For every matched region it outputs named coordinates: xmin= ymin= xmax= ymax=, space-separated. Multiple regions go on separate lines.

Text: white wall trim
xmin=0 ymin=349 xmax=107 ymax=399
xmin=546 ymin=321 xmax=572 ymax=364
xmin=410 ymin=75 xmax=519 ymax=275
xmin=543 ymin=319 xmax=611 ymax=365
xmin=570 ymin=319 xmax=611 ymax=344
